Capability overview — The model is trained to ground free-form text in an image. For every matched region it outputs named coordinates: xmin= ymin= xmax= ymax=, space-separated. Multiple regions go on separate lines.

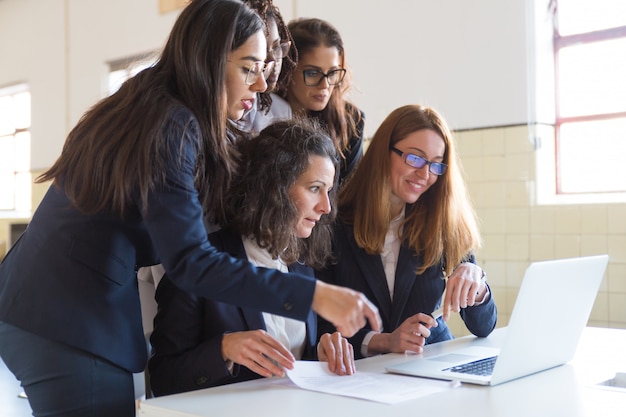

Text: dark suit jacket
xmin=316 ymin=221 xmax=497 ymax=359
xmin=149 ymin=228 xmax=318 ymax=396
xmin=0 ymin=106 xmax=315 ymax=373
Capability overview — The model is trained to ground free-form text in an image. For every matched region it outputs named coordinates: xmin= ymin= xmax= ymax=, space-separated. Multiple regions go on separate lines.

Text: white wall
xmin=288 ymin=0 xmax=531 ymax=135
xmin=66 ymin=0 xmax=179 ymax=133
xmin=0 ymin=0 xmax=179 ymax=170
xmin=0 ymin=0 xmax=535 ymax=169
xmin=0 ymin=0 xmax=66 ymax=170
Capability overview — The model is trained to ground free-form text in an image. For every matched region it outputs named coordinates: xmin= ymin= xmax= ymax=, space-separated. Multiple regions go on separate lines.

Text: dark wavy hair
xmin=37 ymin=0 xmax=262 ymax=222
xmin=276 ymin=17 xmax=361 ymax=159
xmin=242 ymin=0 xmax=296 ymax=112
xmin=225 ymin=117 xmax=339 ymax=268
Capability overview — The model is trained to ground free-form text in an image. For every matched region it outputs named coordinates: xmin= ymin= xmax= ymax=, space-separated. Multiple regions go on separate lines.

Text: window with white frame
xmin=0 ymin=83 xmax=31 ymax=213
xmin=554 ymin=0 xmax=626 ymax=195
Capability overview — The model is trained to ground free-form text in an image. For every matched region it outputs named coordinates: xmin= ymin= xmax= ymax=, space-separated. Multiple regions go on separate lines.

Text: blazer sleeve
xmin=459 ymin=283 xmax=497 ymax=337
xmin=141 ymin=108 xmax=315 ymax=320
xmin=149 ymin=231 xmax=322 ymax=396
xmin=148 ymin=277 xmax=242 ymax=396
xmin=457 ymin=253 xmax=498 ymax=338
xmin=314 ymin=246 xmax=371 ymax=360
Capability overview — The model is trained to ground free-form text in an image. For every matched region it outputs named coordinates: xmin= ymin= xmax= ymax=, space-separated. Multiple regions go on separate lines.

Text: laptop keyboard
xmin=443 ymin=356 xmax=498 ymax=376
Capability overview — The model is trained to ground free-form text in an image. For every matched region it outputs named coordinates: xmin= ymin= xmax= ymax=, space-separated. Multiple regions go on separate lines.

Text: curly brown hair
xmin=242 ymin=0 xmax=297 ymax=113
xmin=225 ymin=117 xmax=339 ymax=268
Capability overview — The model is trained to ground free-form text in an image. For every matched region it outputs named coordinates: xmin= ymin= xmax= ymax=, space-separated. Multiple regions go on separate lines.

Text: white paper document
xmin=285 ymin=360 xmax=458 ymax=404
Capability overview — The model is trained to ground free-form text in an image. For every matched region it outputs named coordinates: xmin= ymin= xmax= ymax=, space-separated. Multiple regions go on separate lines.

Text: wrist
xmin=311 ymin=280 xmax=327 ymax=314
xmin=478 ymin=268 xmax=487 ymax=293
xmin=475 ymin=270 xmax=489 ymax=304
xmin=366 ymin=332 xmax=388 ymax=355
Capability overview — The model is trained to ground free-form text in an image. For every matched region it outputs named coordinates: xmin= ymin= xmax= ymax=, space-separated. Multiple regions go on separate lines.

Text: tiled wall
xmin=445 ymin=124 xmax=626 ymax=336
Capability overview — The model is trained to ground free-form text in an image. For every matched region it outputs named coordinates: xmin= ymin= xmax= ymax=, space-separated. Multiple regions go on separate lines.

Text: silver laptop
xmin=386 ymin=255 xmax=608 ymax=386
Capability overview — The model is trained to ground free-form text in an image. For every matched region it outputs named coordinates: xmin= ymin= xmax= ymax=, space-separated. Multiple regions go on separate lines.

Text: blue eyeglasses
xmin=390 ymin=146 xmax=448 ymax=176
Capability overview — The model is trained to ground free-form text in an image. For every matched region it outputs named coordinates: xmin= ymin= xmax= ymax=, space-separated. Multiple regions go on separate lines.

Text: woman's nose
xmin=318 ymin=76 xmax=330 ymax=89
xmin=413 ymin=163 xmax=431 ymax=179
xmin=253 ymin=74 xmax=268 ymax=93
xmin=318 ymin=193 xmax=331 ymax=214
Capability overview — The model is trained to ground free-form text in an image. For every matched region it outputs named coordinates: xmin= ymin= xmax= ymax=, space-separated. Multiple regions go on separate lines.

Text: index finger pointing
xmin=363 ymin=297 xmax=382 ymax=332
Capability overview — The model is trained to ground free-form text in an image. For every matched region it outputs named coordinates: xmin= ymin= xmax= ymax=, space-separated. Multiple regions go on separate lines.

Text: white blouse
xmin=380 ymin=208 xmax=405 ymax=300
xmin=242 ymin=236 xmax=306 ymax=360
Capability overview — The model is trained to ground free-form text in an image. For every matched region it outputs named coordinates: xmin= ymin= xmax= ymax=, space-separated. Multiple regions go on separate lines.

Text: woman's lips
xmin=241 ymin=98 xmax=254 ymax=111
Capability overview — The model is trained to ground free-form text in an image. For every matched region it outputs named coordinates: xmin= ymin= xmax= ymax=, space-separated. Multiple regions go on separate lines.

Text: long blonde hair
xmin=339 ymin=104 xmax=480 ymax=275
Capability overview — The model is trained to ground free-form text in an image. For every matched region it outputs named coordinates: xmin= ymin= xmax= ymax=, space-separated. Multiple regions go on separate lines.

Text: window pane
xmin=129 ymin=60 xmax=153 ymax=77
xmin=0 ymin=135 xmax=15 ymax=210
xmin=14 ymin=131 xmax=31 ymax=172
xmin=558 ymin=0 xmax=626 ymax=36
xmin=108 ymin=69 xmax=129 ymax=95
xmin=13 ymin=92 xmax=31 ymax=129
xmin=0 ymin=84 xmax=31 ymax=212
xmin=559 ymin=118 xmax=626 ymax=193
xmin=0 ymin=96 xmax=15 ymax=136
xmin=558 ymin=38 xmax=626 ymax=117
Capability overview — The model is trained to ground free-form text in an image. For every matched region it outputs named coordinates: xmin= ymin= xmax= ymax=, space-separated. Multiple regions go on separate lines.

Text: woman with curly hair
xmin=0 ymin=1 xmax=379 ymax=414
xmin=237 ymin=0 xmax=296 ymax=134
xmin=149 ymin=118 xmax=355 ymax=396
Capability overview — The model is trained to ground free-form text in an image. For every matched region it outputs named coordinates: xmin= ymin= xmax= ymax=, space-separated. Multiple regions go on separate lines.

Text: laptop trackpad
xmin=426 ymin=346 xmax=499 ymax=366
xmin=429 ymin=353 xmax=477 ymax=364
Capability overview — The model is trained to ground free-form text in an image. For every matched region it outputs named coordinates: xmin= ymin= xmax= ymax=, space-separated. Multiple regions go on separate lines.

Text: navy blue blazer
xmin=0 ymin=106 xmax=316 ymax=373
xmin=149 ymin=228 xmax=318 ymax=396
xmin=315 ymin=221 xmax=497 ymax=359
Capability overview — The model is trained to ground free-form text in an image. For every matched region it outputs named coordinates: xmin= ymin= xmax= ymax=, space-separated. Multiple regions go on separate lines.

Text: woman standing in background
xmin=277 ymin=17 xmax=364 ymax=183
xmin=237 ymin=0 xmax=295 ymax=134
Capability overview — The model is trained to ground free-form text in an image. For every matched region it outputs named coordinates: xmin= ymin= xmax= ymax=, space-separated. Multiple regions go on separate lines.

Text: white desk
xmin=138 ymin=327 xmax=626 ymax=417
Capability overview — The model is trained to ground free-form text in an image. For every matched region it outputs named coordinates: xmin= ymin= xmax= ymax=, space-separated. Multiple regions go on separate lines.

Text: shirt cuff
xmin=225 ymin=359 xmax=235 ymax=375
xmin=361 ymin=331 xmax=379 ymax=357
xmin=474 ymin=284 xmax=491 ymax=305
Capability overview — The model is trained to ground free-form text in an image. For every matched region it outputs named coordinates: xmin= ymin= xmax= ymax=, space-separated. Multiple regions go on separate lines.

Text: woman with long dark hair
xmin=0 ymin=1 xmax=379 ymax=415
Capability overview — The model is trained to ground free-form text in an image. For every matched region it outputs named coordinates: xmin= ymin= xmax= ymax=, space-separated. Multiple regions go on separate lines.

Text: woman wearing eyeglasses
xmin=315 ymin=104 xmax=497 ymax=359
xmin=276 ymin=17 xmax=364 ymax=183
xmin=0 ymin=1 xmax=381 ymax=415
xmin=237 ymin=0 xmax=295 ymax=134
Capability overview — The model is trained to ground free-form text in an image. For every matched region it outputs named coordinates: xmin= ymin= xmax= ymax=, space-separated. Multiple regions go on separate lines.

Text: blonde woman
xmin=316 ymin=104 xmax=497 ymax=358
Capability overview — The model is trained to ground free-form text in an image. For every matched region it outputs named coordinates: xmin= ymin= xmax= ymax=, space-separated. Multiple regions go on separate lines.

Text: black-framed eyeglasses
xmin=301 ymin=68 xmax=347 ymax=86
xmin=268 ymin=41 xmax=291 ymax=61
xmin=390 ymin=146 xmax=448 ymax=176
xmin=229 ymin=60 xmax=276 ymax=85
